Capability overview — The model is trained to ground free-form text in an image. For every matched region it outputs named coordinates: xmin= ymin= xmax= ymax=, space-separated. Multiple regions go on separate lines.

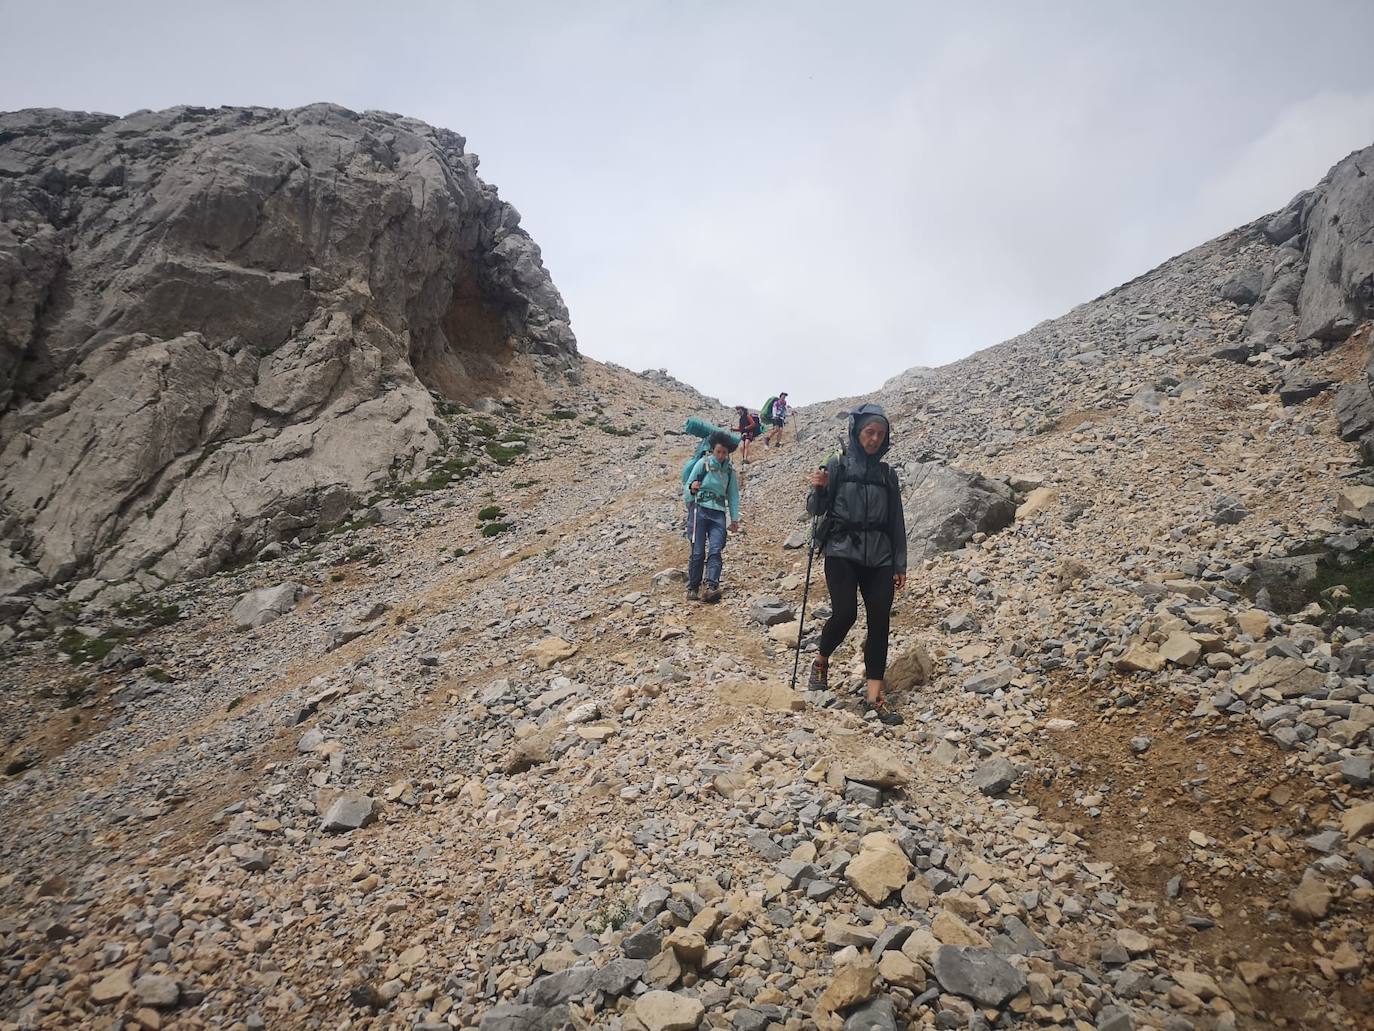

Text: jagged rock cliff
xmin=0 ymin=103 xmax=577 ymax=602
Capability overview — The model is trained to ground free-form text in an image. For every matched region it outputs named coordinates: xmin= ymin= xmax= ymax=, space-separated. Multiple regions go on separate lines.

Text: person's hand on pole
xmin=894 ymin=573 xmax=907 ymax=590
xmin=689 ymin=481 xmax=700 ymax=494
xmin=809 ymin=469 xmax=828 ymax=489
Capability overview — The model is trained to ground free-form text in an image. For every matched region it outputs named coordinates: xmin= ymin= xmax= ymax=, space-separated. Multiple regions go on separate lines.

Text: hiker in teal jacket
xmin=684 ymin=431 xmax=741 ymax=604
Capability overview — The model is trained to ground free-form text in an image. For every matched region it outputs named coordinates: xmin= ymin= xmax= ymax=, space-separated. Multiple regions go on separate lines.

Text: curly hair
xmin=708 ymin=430 xmax=738 ymax=453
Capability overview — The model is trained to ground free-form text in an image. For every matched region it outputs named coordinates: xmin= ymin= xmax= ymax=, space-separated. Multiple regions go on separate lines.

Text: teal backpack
xmin=680 ymin=417 xmax=739 ymax=489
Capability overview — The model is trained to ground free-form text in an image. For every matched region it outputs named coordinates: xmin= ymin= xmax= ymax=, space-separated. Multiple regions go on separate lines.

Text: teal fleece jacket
xmin=684 ymin=454 xmax=740 ymax=522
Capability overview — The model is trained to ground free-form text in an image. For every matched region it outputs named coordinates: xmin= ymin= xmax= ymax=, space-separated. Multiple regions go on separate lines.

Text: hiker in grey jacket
xmin=804 ymin=403 xmax=907 ymax=722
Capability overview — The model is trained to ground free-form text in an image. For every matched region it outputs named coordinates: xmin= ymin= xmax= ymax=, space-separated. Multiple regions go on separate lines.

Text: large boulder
xmin=1334 ymin=378 xmax=1374 ymax=443
xmin=900 ymin=462 xmax=1016 ymax=560
xmin=1216 ymin=268 xmax=1263 ymax=305
xmin=1263 ymin=191 xmax=1311 ymax=245
xmin=0 ymin=104 xmax=577 ymax=593
xmin=230 ymin=582 xmax=305 ymax=629
xmin=931 ymin=946 xmax=1028 ymax=1008
xmin=1244 ymin=270 xmax=1303 ymax=346
xmin=1297 ymin=146 xmax=1374 ymax=343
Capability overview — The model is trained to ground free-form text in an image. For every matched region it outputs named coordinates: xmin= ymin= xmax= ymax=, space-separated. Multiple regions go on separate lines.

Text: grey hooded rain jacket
xmin=805 ymin=403 xmax=908 ymax=572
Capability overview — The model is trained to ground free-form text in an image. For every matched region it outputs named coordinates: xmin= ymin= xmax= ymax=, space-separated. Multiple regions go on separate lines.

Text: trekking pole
xmin=790 ymin=514 xmax=820 ymax=692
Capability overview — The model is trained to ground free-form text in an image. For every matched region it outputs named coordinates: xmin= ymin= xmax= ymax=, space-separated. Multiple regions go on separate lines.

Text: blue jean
xmin=688 ymin=505 xmax=728 ymax=587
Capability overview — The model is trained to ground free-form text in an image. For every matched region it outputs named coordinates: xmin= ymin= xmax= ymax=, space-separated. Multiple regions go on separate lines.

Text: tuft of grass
xmin=481 ymin=522 xmax=512 ymax=538
xmin=477 ymin=505 xmax=505 ymax=522
xmin=227 ymin=696 xmax=244 ymax=712
xmin=453 ymin=547 xmax=469 ymax=559
xmin=551 ymin=410 xmax=577 ymax=420
xmin=114 ymin=597 xmax=182 ymax=628
xmin=586 ymin=892 xmax=635 ymax=934
xmin=145 ymin=667 xmax=173 ymax=684
xmin=58 ymin=629 xmax=124 ymax=665
xmin=485 ymin=442 xmax=525 ymax=465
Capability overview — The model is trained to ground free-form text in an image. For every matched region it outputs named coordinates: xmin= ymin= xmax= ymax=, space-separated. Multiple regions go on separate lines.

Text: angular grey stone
xmin=1264 ymin=193 xmax=1307 ymax=244
xmin=972 ymin=758 xmax=1019 ymax=797
xmin=236 ymin=849 xmax=271 ymax=873
xmin=749 ymin=598 xmax=795 ymax=626
xmin=1216 ymin=269 xmax=1262 ymax=305
xmin=523 ymin=965 xmax=594 ymax=1007
xmin=320 ymin=793 xmax=375 ymax=832
xmin=1305 ymin=830 xmax=1343 ymax=854
xmin=931 ymin=945 xmax=1028 ymax=1008
xmin=1335 ymin=381 xmax=1374 ymax=443
xmin=637 ymin=884 xmax=670 ymax=920
xmin=843 ymin=997 xmax=898 ymax=1031
xmin=1245 ymin=271 xmax=1303 ymax=345
xmin=747 ymin=831 xmax=784 ymax=861
xmin=872 ymin=924 xmax=912 ymax=956
xmin=1210 ymin=496 xmax=1249 ymax=525
xmin=963 ymin=667 xmax=1016 ymax=695
xmin=806 ymin=879 xmax=840 ymax=901
xmin=924 ymin=868 xmax=957 ymax=894
xmin=1278 ymin=373 xmax=1336 ymax=406
xmin=622 ymin=923 xmax=663 ymax=961
xmin=844 ymin=781 xmax=884 ymax=807
xmin=133 ymin=974 xmax=180 ymax=1008
xmin=592 ymin=958 xmax=646 ymax=996
xmin=777 ymin=860 xmax=821 ymax=889
xmin=231 ymin=583 xmax=304 ymax=630
xmin=1341 ymin=755 xmax=1372 ymax=789
xmin=1097 ymin=1004 xmax=1136 ymax=1031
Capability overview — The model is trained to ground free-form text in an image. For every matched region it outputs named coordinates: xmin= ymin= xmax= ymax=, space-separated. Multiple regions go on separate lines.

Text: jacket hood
xmin=846 ymin=403 xmax=892 ymax=462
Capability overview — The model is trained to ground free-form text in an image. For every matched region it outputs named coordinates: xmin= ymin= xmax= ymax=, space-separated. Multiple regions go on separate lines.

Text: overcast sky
xmin=4 ymin=2 xmax=1374 ymax=406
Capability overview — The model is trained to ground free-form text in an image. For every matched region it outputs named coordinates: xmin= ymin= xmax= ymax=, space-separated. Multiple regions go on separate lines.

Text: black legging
xmin=817 ymin=556 xmax=895 ymax=680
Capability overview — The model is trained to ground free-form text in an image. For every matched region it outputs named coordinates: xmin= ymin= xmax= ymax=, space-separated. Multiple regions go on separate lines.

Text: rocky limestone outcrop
xmin=1241 ymin=144 xmax=1374 ymax=437
xmin=0 ymin=104 xmax=576 ymax=600
xmin=898 ymin=462 xmax=1017 ymax=561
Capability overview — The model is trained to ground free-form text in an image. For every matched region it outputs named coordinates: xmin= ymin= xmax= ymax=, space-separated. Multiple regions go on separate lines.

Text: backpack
xmin=814 ymin=456 xmax=897 ymax=548
xmin=681 ymin=438 xmax=711 ymax=487
xmin=762 ymin=396 xmax=778 ymax=421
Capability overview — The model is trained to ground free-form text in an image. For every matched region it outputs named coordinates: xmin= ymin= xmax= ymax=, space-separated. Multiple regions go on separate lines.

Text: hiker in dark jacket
xmin=804 ymin=403 xmax=907 ymax=723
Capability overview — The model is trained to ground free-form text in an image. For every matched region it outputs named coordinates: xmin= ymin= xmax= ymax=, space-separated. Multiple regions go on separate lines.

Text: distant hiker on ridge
xmin=762 ymin=392 xmax=789 ymax=448
xmin=684 ymin=431 xmax=741 ymax=604
xmin=734 ymin=405 xmax=762 ymax=463
xmin=804 ymin=403 xmax=907 ymax=724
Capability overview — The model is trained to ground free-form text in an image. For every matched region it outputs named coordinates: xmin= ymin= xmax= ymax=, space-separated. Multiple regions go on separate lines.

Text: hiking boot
xmin=807 ymin=657 xmax=829 ymax=691
xmin=686 ymin=586 xmax=701 ymax=602
xmin=862 ymin=697 xmax=904 ymax=726
xmin=703 ymin=582 xmax=722 ymax=604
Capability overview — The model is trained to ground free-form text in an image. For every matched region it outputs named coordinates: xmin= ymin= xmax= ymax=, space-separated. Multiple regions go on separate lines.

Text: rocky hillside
xmin=0 ymin=104 xmax=577 ymax=609
xmin=2 ymin=127 xmax=1374 ymax=1031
